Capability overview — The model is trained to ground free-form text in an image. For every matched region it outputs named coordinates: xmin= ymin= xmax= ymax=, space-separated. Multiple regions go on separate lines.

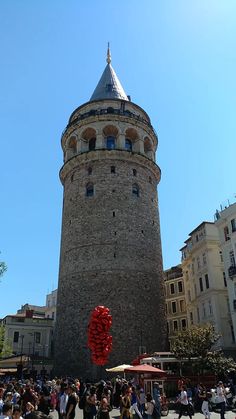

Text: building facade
xmin=54 ymin=48 xmax=167 ymax=378
xmin=215 ymin=202 xmax=236 ymax=343
xmin=45 ymin=289 xmax=57 ymax=322
xmin=164 ymin=265 xmax=187 ymax=349
xmin=1 ymin=310 xmax=53 ymax=359
xmin=180 ymin=222 xmax=233 ymax=350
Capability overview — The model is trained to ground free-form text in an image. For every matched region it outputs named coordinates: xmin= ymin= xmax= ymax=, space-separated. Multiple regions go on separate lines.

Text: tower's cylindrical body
xmin=54 ymin=66 xmax=167 ymax=378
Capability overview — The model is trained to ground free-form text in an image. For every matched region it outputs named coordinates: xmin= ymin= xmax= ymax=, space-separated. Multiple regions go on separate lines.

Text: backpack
xmin=79 ymin=393 xmax=87 ymax=409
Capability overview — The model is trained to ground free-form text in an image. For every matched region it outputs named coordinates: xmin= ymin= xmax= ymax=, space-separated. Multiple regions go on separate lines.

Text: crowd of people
xmin=0 ymin=377 xmax=161 ymax=419
xmin=176 ymin=378 xmax=236 ymax=419
xmin=1 ymin=375 xmax=235 ymax=419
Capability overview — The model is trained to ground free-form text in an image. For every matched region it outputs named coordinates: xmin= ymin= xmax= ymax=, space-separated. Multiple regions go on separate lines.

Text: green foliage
xmin=0 ymin=325 xmax=13 ymax=358
xmin=172 ymin=324 xmax=236 ymax=377
xmin=205 ymin=351 xmax=236 ymax=376
xmin=172 ymin=323 xmax=220 ymax=360
xmin=0 ymin=257 xmax=7 ymax=278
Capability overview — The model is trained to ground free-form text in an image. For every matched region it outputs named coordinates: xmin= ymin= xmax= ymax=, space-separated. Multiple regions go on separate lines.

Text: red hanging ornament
xmin=87 ymin=305 xmax=113 ymax=366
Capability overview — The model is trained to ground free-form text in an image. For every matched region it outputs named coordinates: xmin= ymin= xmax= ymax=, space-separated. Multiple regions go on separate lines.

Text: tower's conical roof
xmin=90 ymin=45 xmax=128 ymax=101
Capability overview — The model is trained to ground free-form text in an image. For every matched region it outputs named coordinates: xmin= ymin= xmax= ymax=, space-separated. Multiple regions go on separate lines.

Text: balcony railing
xmin=228 ymin=266 xmax=236 ymax=277
xmin=61 ymin=107 xmax=157 ymax=139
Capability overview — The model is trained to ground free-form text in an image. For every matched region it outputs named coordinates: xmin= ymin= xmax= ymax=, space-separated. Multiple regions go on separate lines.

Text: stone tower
xmin=54 ymin=47 xmax=167 ymax=378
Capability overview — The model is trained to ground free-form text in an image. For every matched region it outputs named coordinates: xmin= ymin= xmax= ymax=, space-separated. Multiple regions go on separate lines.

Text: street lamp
xmin=20 ymin=334 xmax=24 ymax=363
xmin=18 ymin=334 xmax=24 ymax=379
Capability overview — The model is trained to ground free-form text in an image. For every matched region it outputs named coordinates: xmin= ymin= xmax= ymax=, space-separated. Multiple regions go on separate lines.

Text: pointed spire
xmin=106 ymin=42 xmax=111 ymax=64
xmin=90 ymin=46 xmax=128 ymax=102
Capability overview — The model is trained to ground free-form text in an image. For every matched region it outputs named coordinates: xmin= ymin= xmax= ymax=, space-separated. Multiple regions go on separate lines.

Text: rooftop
xmin=90 ymin=45 xmax=129 ymax=102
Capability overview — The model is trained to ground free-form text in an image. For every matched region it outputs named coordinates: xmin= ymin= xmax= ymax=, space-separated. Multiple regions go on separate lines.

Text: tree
xmin=205 ymin=351 xmax=236 ymax=378
xmin=172 ymin=324 xmax=236 ymax=377
xmin=0 ymin=325 xmax=13 ymax=358
xmin=172 ymin=323 xmax=220 ymax=360
xmin=0 ymin=254 xmax=7 ymax=279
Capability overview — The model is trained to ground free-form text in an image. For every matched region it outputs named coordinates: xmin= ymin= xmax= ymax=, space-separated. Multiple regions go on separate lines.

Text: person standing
xmin=65 ymin=385 xmax=77 ymax=419
xmin=216 ymin=382 xmax=226 ymax=419
xmin=130 ymin=386 xmax=142 ymax=419
xmin=145 ymin=393 xmax=155 ymax=419
xmin=153 ymin=383 xmax=161 ymax=419
xmin=0 ymin=402 xmax=13 ymax=419
xmin=86 ymin=387 xmax=97 ymax=419
xmin=120 ymin=389 xmax=131 ymax=419
xmin=59 ymin=386 xmax=68 ymax=419
xmin=177 ymin=385 xmax=192 ymax=419
xmin=137 ymin=388 xmax=146 ymax=417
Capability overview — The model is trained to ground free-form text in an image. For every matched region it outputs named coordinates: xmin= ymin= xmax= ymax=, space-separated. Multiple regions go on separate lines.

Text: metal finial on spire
xmin=106 ymin=42 xmax=111 ymax=64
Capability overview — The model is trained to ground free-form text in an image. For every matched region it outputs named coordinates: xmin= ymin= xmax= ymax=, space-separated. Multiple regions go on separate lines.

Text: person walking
xmin=201 ymin=387 xmax=211 ymax=419
xmin=130 ymin=387 xmax=142 ymax=419
xmin=176 ymin=385 xmax=192 ymax=419
xmin=216 ymin=382 xmax=226 ymax=419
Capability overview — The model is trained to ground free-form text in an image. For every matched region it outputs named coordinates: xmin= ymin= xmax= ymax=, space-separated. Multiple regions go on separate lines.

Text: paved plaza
xmin=50 ymin=407 xmax=236 ymax=419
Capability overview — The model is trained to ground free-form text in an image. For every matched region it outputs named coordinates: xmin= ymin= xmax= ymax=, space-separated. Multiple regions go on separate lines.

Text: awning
xmin=124 ymin=364 xmax=166 ymax=374
xmin=106 ymin=364 xmax=132 ymax=372
xmin=0 ymin=368 xmax=17 ymax=374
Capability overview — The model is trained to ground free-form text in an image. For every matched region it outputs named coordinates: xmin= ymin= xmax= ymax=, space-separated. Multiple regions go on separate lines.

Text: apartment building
xmin=215 ymin=202 xmax=236 ymax=343
xmin=180 ymin=221 xmax=233 ymax=350
xmin=164 ymin=265 xmax=187 ymax=349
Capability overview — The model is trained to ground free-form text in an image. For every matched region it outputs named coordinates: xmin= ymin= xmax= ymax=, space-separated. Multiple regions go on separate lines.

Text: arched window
xmin=67 ymin=136 xmax=77 ymax=154
xmin=132 ymin=184 xmax=139 ymax=197
xmin=86 ymin=183 xmax=94 ymax=197
xmin=106 ymin=136 xmax=115 ymax=150
xmin=144 ymin=137 xmax=153 ymax=155
xmin=125 ymin=139 xmax=132 ymax=151
xmin=89 ymin=138 xmax=96 ymax=151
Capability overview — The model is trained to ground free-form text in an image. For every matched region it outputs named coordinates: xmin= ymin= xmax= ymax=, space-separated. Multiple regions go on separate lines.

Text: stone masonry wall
xmin=54 ymin=100 xmax=167 ymax=379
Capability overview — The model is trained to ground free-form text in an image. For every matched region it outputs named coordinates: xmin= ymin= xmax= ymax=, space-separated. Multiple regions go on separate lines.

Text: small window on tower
xmin=106 ymin=84 xmax=113 ymax=92
xmin=125 ymin=139 xmax=132 ymax=151
xmin=133 ymin=169 xmax=137 ymax=176
xmin=89 ymin=138 xmax=96 ymax=151
xmin=132 ymin=184 xmax=139 ymax=197
xmin=88 ymin=167 xmax=92 ymax=175
xmin=111 ymin=166 xmax=116 ymax=174
xmin=106 ymin=136 xmax=115 ymax=150
xmin=86 ymin=183 xmax=94 ymax=197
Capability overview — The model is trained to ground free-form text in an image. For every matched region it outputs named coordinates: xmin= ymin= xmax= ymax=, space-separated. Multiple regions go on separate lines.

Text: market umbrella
xmin=106 ymin=364 xmax=132 ymax=372
xmin=106 ymin=364 xmax=132 ymax=378
xmin=124 ymin=364 xmax=166 ymax=374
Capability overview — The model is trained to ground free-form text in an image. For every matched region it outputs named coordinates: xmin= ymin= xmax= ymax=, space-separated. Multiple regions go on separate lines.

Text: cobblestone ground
xmin=50 ymin=407 xmax=236 ymax=419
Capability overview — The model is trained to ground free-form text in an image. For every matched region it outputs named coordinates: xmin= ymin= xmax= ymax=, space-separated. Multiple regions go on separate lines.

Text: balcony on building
xmin=228 ymin=266 xmax=236 ymax=278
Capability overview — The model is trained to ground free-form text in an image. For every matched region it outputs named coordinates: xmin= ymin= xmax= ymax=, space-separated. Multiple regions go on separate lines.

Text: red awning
xmin=124 ymin=364 xmax=166 ymax=374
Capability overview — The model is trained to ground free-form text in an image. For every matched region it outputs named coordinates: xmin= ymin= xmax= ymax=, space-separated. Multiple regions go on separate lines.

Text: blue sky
xmin=0 ymin=0 xmax=236 ymax=317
